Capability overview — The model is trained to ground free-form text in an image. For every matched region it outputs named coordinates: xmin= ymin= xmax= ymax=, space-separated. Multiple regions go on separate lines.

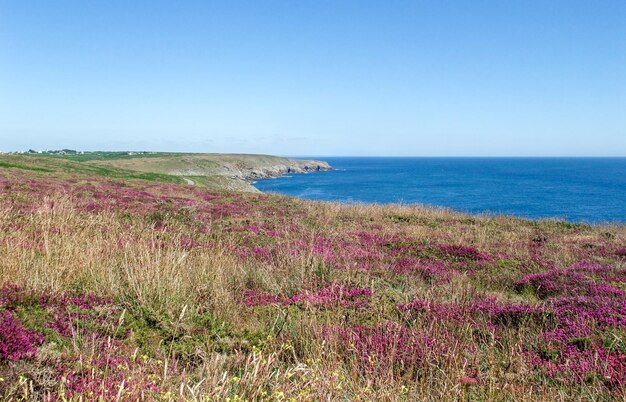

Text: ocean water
xmin=254 ymin=157 xmax=626 ymax=223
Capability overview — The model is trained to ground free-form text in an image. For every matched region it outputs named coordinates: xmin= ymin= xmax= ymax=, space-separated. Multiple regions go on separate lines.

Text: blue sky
xmin=1 ymin=1 xmax=625 ymax=156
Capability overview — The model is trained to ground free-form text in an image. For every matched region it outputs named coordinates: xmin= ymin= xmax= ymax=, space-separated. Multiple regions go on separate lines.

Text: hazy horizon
xmin=5 ymin=149 xmax=626 ymax=159
xmin=1 ymin=1 xmax=625 ymax=156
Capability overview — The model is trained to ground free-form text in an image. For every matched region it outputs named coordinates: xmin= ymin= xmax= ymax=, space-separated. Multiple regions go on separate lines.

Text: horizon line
xmin=2 ymin=150 xmax=625 ymax=158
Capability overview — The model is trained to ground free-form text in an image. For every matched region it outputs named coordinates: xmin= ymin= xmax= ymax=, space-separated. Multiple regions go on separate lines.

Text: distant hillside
xmin=88 ymin=153 xmax=332 ymax=191
xmin=0 ymin=152 xmax=332 ymax=192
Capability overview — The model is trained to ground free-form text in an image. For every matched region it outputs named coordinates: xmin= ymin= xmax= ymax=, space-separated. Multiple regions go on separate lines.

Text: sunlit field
xmin=1 ymin=166 xmax=625 ymax=401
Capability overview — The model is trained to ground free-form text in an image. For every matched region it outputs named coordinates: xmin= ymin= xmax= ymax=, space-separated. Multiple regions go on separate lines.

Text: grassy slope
xmin=0 ymin=154 xmax=186 ymax=184
xmin=0 ymin=158 xmax=625 ymax=400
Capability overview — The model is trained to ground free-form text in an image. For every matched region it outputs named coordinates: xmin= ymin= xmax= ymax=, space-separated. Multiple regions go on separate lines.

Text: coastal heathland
xmin=0 ymin=153 xmax=625 ymax=400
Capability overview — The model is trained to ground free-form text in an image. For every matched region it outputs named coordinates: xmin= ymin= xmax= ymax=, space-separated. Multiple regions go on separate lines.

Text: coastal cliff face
xmin=235 ymin=159 xmax=332 ymax=180
xmin=203 ymin=158 xmax=332 ymax=192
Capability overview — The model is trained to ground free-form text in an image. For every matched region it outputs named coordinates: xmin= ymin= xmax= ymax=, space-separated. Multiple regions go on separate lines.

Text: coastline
xmin=222 ymin=158 xmax=333 ymax=192
xmin=244 ymin=159 xmax=333 ymax=192
xmin=253 ymin=157 xmax=626 ymax=224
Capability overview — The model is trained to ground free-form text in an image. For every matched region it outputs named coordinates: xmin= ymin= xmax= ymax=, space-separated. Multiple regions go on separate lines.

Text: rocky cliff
xmin=203 ymin=158 xmax=332 ymax=192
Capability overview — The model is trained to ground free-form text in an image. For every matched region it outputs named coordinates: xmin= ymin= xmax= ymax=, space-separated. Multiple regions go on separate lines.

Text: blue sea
xmin=254 ymin=157 xmax=626 ymax=224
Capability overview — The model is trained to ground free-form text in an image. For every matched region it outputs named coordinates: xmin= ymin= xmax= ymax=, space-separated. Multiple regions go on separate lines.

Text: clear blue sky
xmin=1 ymin=1 xmax=625 ymax=156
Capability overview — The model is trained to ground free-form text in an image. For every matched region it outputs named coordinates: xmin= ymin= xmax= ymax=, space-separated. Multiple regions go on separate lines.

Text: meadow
xmin=0 ymin=157 xmax=625 ymax=401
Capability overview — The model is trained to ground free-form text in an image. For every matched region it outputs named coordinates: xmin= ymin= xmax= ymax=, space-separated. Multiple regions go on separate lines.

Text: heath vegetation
xmin=0 ymin=159 xmax=625 ymax=401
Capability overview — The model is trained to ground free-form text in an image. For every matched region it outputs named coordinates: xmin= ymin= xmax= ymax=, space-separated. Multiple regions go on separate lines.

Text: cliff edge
xmin=87 ymin=153 xmax=332 ymax=192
